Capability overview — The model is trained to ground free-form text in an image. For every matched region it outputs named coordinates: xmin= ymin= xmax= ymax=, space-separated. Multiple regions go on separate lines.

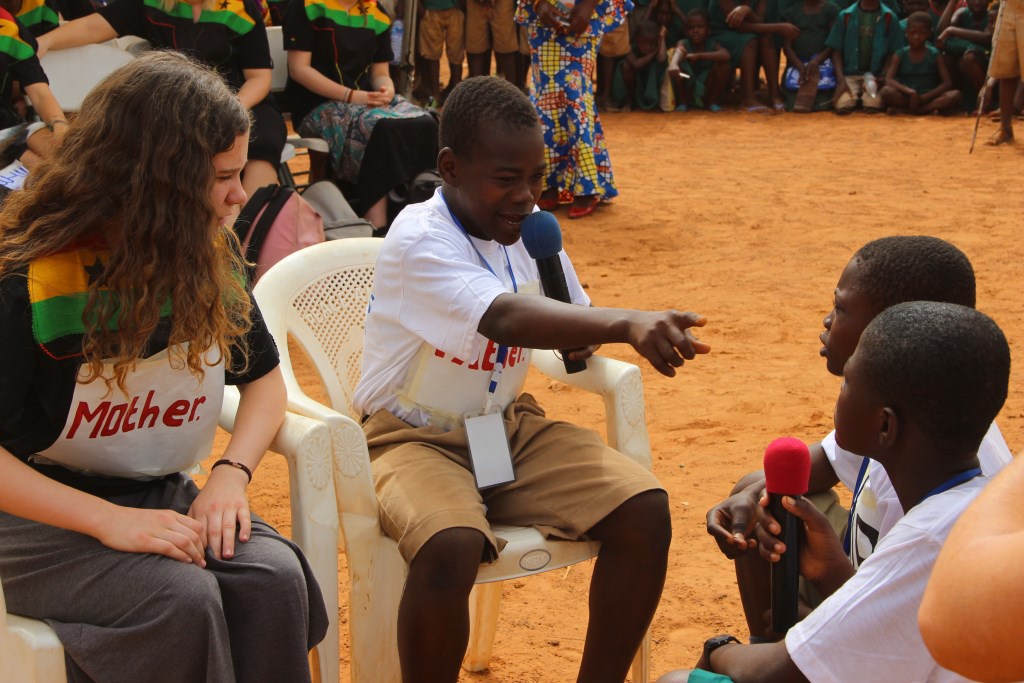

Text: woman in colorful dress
xmin=37 ymin=0 xmax=286 ymax=196
xmin=284 ymin=0 xmax=438 ymax=229
xmin=515 ymin=0 xmax=630 ymax=219
xmin=0 ymin=51 xmax=327 ymax=683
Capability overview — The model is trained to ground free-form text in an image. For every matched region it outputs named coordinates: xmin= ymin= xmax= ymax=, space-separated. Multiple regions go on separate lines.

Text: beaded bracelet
xmin=46 ymin=118 xmax=68 ymax=131
xmin=211 ymin=458 xmax=253 ymax=483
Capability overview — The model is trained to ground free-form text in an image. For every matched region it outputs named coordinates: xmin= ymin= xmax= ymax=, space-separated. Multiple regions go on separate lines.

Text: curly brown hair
xmin=0 ymin=51 xmax=253 ymax=389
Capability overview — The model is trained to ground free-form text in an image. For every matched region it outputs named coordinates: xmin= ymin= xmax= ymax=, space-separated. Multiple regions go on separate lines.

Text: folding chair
xmin=253 ymin=237 xmax=653 ymax=683
xmin=0 ymin=397 xmax=341 ymax=683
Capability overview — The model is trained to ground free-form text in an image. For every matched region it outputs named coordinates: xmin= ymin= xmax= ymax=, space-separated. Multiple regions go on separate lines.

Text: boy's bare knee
xmin=591 ymin=490 xmax=672 ymax=552
xmin=655 ymin=669 xmax=694 ymax=683
xmin=409 ymin=527 xmax=487 ymax=593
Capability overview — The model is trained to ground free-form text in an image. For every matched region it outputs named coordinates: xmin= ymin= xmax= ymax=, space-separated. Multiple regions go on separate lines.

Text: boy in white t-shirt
xmin=351 ymin=75 xmax=710 ymax=683
xmin=659 ymin=301 xmax=1011 ymax=683
xmin=704 ymin=236 xmax=1012 ymax=639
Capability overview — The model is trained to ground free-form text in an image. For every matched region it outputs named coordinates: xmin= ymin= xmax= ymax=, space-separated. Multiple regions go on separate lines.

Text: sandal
xmin=568 ymin=196 xmax=600 ymax=219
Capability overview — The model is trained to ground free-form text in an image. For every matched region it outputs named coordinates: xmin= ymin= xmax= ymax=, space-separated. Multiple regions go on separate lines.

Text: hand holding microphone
xmin=762 ymin=437 xmax=811 ymax=635
xmin=521 ymin=210 xmax=589 ymax=374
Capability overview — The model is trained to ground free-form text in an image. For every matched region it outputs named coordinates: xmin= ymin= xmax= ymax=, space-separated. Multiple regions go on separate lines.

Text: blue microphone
xmin=521 ymin=211 xmax=587 ymax=374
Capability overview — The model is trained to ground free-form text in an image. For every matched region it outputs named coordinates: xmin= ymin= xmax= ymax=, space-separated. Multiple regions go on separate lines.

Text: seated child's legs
xmin=879 ymin=83 xmax=909 ymax=108
xmin=927 ymin=89 xmax=964 ymax=112
xmin=705 ymin=59 xmax=732 ymax=108
xmin=738 ymin=39 xmax=760 ymax=108
xmin=960 ymin=50 xmax=989 ymax=91
xmin=835 ymin=75 xmax=865 ymax=112
xmin=367 ymin=394 xmax=666 ymax=680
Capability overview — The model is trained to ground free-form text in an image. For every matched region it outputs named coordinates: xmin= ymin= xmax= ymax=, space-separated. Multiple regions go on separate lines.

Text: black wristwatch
xmin=702 ymin=634 xmax=741 ymax=673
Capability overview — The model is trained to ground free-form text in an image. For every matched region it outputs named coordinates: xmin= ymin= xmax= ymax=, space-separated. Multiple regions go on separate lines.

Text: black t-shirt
xmin=0 ymin=10 xmax=48 ymax=128
xmin=0 ymin=255 xmax=280 ymax=497
xmin=283 ymin=0 xmax=392 ymax=125
xmin=98 ymin=0 xmax=271 ymax=88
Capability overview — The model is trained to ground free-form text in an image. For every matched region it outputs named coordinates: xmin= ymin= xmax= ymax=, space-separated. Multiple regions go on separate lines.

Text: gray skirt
xmin=0 ymin=473 xmax=329 ymax=683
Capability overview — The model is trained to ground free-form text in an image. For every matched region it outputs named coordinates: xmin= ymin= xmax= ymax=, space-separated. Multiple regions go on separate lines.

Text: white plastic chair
xmin=38 ymin=44 xmax=136 ymax=112
xmin=253 ymin=237 xmax=654 ymax=683
xmin=0 ymin=398 xmax=340 ymax=683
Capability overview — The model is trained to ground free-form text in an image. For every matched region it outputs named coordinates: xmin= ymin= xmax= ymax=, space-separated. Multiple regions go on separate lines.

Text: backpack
xmin=233 ymin=182 xmax=374 ymax=283
xmin=386 ymin=170 xmax=443 ymax=231
xmin=234 ymin=184 xmax=325 ymax=284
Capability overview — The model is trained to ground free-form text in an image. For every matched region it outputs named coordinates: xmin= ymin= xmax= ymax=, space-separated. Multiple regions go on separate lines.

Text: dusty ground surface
xmin=205 ymin=109 xmax=1024 ymax=681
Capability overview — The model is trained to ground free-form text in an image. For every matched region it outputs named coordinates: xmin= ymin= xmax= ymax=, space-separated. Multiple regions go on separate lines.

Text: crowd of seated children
xmin=882 ymin=10 xmax=962 ymax=112
xmin=780 ymin=0 xmax=839 ymax=111
xmin=589 ymin=0 xmax=1014 ymax=114
xmin=936 ymin=0 xmax=992 ymax=99
xmin=667 ymin=8 xmax=731 ymax=110
xmin=611 ymin=19 xmax=669 ymax=110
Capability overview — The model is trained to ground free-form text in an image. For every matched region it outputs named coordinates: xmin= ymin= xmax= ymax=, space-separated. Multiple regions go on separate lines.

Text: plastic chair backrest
xmin=267 ymin=26 xmax=288 ymax=94
xmin=255 ymin=238 xmax=381 ymax=418
xmin=39 ymin=44 xmax=135 ymax=112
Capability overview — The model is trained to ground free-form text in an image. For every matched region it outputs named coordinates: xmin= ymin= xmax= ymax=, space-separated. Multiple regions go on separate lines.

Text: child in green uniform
xmin=708 ymin=0 xmax=799 ymax=110
xmin=936 ymin=0 xmax=992 ymax=102
xmin=612 ymin=20 xmax=669 ymax=110
xmin=825 ymin=0 xmax=905 ymax=112
xmin=781 ymin=0 xmax=840 ymax=110
xmin=668 ymin=8 xmax=731 ymax=108
xmin=881 ymin=11 xmax=962 ymax=112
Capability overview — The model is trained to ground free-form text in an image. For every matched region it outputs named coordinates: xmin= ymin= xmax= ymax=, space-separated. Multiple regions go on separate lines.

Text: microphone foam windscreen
xmin=763 ymin=437 xmax=811 ymax=495
xmin=520 ymin=211 xmax=563 ymax=260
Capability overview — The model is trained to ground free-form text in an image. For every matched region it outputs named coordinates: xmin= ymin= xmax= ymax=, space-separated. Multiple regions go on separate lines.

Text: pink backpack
xmin=233 ymin=184 xmax=325 ymax=283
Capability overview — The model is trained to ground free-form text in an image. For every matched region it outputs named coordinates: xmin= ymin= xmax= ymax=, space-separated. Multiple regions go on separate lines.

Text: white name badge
xmin=465 ymin=411 xmax=515 ymax=490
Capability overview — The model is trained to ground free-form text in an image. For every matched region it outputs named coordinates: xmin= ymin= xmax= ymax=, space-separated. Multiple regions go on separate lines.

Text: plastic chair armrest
xmin=531 ymin=352 xmax=652 ymax=469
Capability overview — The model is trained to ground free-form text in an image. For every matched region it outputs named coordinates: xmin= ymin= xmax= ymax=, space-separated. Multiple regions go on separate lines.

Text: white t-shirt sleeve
xmin=821 ymin=429 xmax=865 ymax=490
xmin=786 ymin=484 xmax=983 ymax=683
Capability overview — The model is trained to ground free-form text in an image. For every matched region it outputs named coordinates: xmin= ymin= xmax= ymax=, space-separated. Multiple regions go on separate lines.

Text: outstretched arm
xmin=919 ymin=454 xmax=1024 ymax=682
xmin=478 ymin=294 xmax=710 ymax=377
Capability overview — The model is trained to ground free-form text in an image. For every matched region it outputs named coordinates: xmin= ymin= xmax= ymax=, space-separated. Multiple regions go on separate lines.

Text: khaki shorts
xmin=365 ymin=394 xmax=663 ymax=563
xmin=466 ymin=0 xmax=519 ymax=54
xmin=418 ymin=7 xmax=466 ymax=62
xmin=599 ymin=23 xmax=631 ymax=58
xmin=519 ymin=25 xmax=530 ymax=55
xmin=990 ymin=0 xmax=1024 ymax=79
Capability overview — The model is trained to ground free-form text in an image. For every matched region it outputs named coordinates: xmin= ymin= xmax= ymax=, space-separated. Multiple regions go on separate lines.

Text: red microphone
xmin=763 ymin=437 xmax=811 ymax=635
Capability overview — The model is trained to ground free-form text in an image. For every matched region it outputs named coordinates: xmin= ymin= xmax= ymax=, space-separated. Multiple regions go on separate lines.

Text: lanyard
xmin=843 ymin=457 xmax=870 ymax=556
xmin=440 ymin=191 xmax=518 ymax=414
xmin=921 ymin=467 xmax=982 ymax=502
xmin=844 ymin=460 xmax=982 ymax=555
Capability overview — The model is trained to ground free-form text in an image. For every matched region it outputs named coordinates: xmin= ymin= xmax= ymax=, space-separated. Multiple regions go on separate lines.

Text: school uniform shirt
xmin=0 ymin=10 xmax=48 ymax=129
xmin=353 ymin=188 xmax=590 ymax=430
xmin=825 ymin=1 xmax=904 ymax=75
xmin=0 ymin=246 xmax=280 ymax=498
xmin=98 ymin=0 xmax=272 ymax=89
xmin=786 ymin=476 xmax=987 ymax=683
xmin=781 ymin=0 xmax=840 ymax=59
xmin=822 ymin=421 xmax=1011 ymax=568
xmin=283 ymin=0 xmax=393 ymax=127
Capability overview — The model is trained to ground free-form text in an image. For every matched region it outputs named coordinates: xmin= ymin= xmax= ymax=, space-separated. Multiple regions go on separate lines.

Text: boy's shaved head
xmin=858 ymin=301 xmax=1009 ymax=453
xmin=440 ymin=76 xmax=541 ymax=158
xmin=853 ymin=236 xmax=976 ymax=310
